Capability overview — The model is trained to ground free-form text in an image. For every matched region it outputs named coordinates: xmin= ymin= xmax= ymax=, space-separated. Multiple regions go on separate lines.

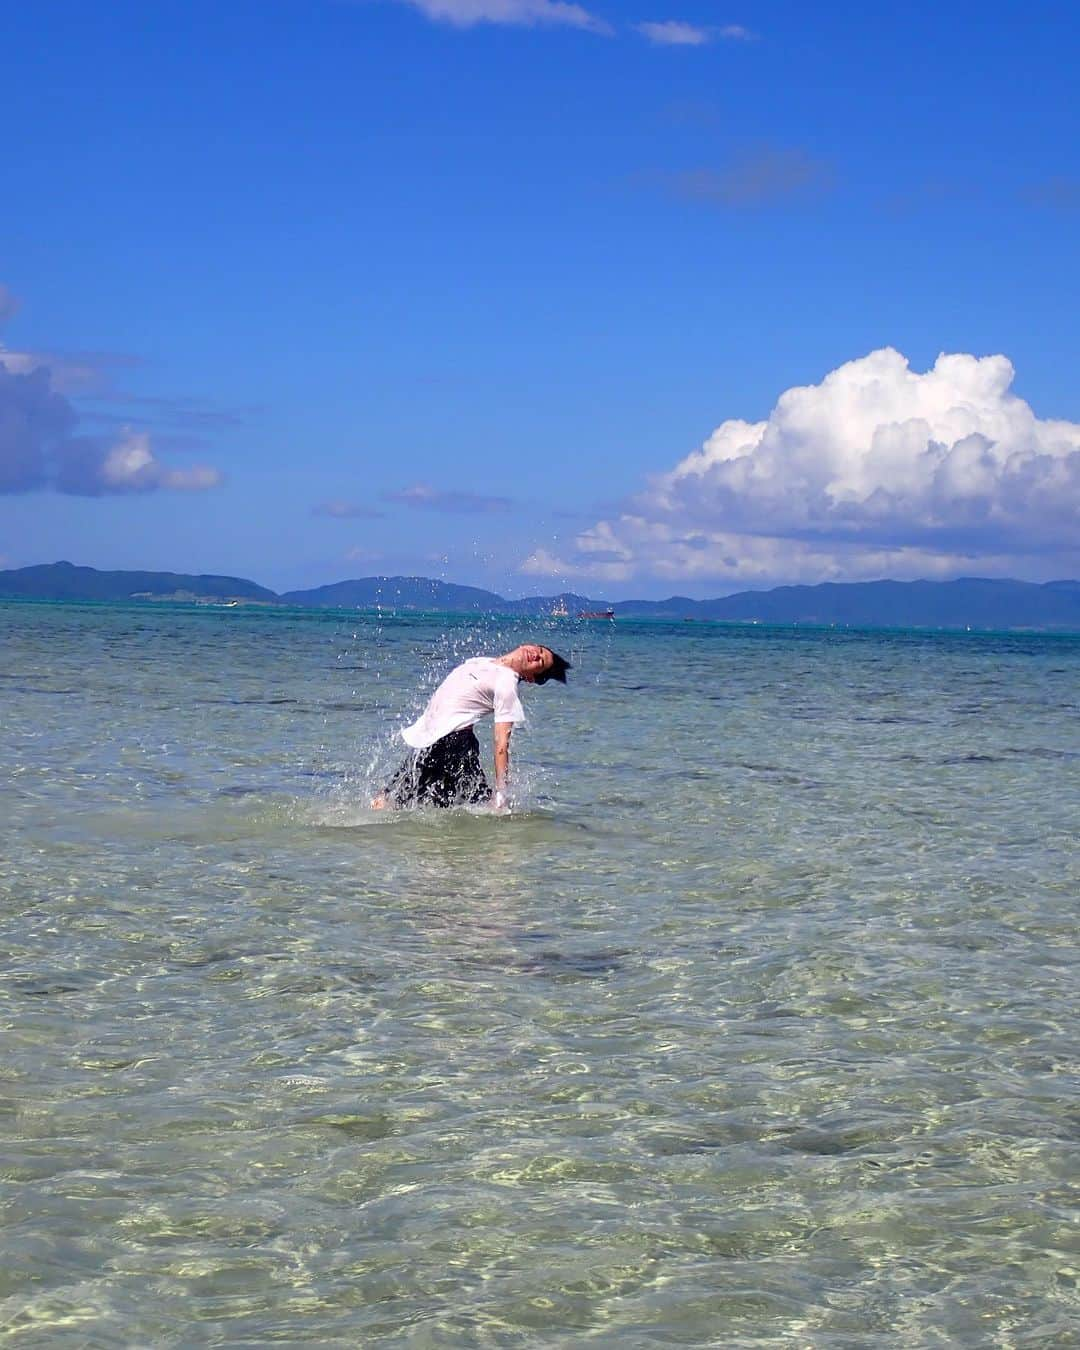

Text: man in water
xmin=371 ymin=643 xmax=570 ymax=811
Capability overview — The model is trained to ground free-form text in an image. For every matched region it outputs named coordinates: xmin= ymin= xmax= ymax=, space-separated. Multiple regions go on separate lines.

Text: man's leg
xmin=374 ymin=752 xmax=421 ymax=809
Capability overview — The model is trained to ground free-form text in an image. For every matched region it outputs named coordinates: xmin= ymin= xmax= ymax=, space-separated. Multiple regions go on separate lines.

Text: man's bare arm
xmin=492 ymin=721 xmax=513 ymax=807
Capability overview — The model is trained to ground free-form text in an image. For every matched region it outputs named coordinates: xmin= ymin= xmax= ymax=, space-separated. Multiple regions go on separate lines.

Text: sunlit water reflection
xmin=2 ymin=600 xmax=1078 ymax=1345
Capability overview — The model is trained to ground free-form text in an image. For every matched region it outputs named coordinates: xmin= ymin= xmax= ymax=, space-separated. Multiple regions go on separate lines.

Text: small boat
xmin=577 ymin=609 xmax=615 ymax=620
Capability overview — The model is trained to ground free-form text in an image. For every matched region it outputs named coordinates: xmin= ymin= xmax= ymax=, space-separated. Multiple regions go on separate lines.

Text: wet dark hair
xmin=534 ymin=649 xmax=571 ymax=685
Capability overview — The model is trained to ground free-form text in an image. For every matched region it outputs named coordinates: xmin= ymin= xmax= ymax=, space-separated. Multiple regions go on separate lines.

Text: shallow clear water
xmin=2 ymin=599 xmax=1078 ymax=1346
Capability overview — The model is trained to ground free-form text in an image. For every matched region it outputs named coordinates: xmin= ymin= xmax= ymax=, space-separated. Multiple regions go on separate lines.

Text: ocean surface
xmin=2 ymin=598 xmax=1078 ymax=1347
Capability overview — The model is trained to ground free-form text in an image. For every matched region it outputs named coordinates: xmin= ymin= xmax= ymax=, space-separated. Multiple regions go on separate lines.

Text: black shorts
xmin=385 ymin=727 xmax=490 ymax=809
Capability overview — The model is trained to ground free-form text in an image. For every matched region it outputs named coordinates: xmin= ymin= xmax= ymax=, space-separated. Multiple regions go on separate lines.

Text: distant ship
xmin=577 ymin=609 xmax=615 ymax=620
xmin=551 ymin=598 xmax=570 ymax=617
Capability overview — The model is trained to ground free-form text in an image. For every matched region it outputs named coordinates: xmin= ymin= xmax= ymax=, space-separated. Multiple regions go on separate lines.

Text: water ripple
xmin=1 ymin=602 xmax=1078 ymax=1344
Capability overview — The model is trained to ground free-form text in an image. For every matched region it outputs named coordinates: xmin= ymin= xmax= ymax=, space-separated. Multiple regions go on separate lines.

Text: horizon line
xmin=1 ymin=558 xmax=1078 ymax=606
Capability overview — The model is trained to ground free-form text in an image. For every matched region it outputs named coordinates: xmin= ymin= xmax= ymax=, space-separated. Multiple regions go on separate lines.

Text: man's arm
xmin=492 ymin=720 xmax=513 ymax=808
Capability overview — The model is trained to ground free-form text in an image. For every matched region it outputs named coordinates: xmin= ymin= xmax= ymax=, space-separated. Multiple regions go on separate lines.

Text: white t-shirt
xmin=400 ymin=657 xmax=526 ymax=749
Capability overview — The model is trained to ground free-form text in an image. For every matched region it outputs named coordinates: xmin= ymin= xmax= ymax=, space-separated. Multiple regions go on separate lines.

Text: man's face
xmin=519 ymin=645 xmax=554 ymax=682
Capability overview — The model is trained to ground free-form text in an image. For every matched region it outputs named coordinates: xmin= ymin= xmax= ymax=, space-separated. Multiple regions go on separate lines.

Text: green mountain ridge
xmin=2 ymin=561 xmax=1080 ymax=631
xmin=0 ymin=561 xmax=276 ymax=603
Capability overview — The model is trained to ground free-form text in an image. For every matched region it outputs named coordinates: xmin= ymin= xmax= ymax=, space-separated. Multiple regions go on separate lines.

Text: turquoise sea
xmin=2 ymin=599 xmax=1078 ymax=1346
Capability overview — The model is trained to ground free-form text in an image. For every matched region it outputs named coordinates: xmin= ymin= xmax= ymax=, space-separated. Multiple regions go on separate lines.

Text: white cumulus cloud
xmin=522 ymin=349 xmax=1080 ymax=588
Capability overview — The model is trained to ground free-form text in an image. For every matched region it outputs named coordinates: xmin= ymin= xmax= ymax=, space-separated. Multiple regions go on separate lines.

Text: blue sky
xmin=2 ymin=0 xmax=1077 ymax=598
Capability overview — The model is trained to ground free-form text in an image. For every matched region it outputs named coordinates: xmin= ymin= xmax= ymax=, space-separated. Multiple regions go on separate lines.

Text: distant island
xmin=2 ymin=560 xmax=1080 ymax=632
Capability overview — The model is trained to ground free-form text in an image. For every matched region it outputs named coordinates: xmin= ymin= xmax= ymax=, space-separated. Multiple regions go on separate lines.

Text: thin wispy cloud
xmin=70 ymin=419 xmax=216 ymax=456
xmin=636 ymin=20 xmax=753 ymax=46
xmin=313 ymin=499 xmax=386 ymax=519
xmin=393 ymin=0 xmax=611 ymax=33
xmin=0 ymin=346 xmax=250 ymax=435
xmin=111 ymin=392 xmax=254 ymax=430
xmin=661 ymin=97 xmax=723 ymax=129
xmin=1023 ymin=177 xmax=1080 ymax=211
xmin=0 ymin=285 xmax=20 ymax=325
xmin=0 ymin=347 xmax=140 ymax=398
xmin=668 ymin=147 xmax=833 ymax=208
xmin=385 ymin=483 xmax=514 ymax=514
xmin=636 ymin=20 xmax=709 ymax=46
xmin=877 ymin=178 xmax=982 ymax=218
xmin=880 ymin=176 xmax=1080 ymax=218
